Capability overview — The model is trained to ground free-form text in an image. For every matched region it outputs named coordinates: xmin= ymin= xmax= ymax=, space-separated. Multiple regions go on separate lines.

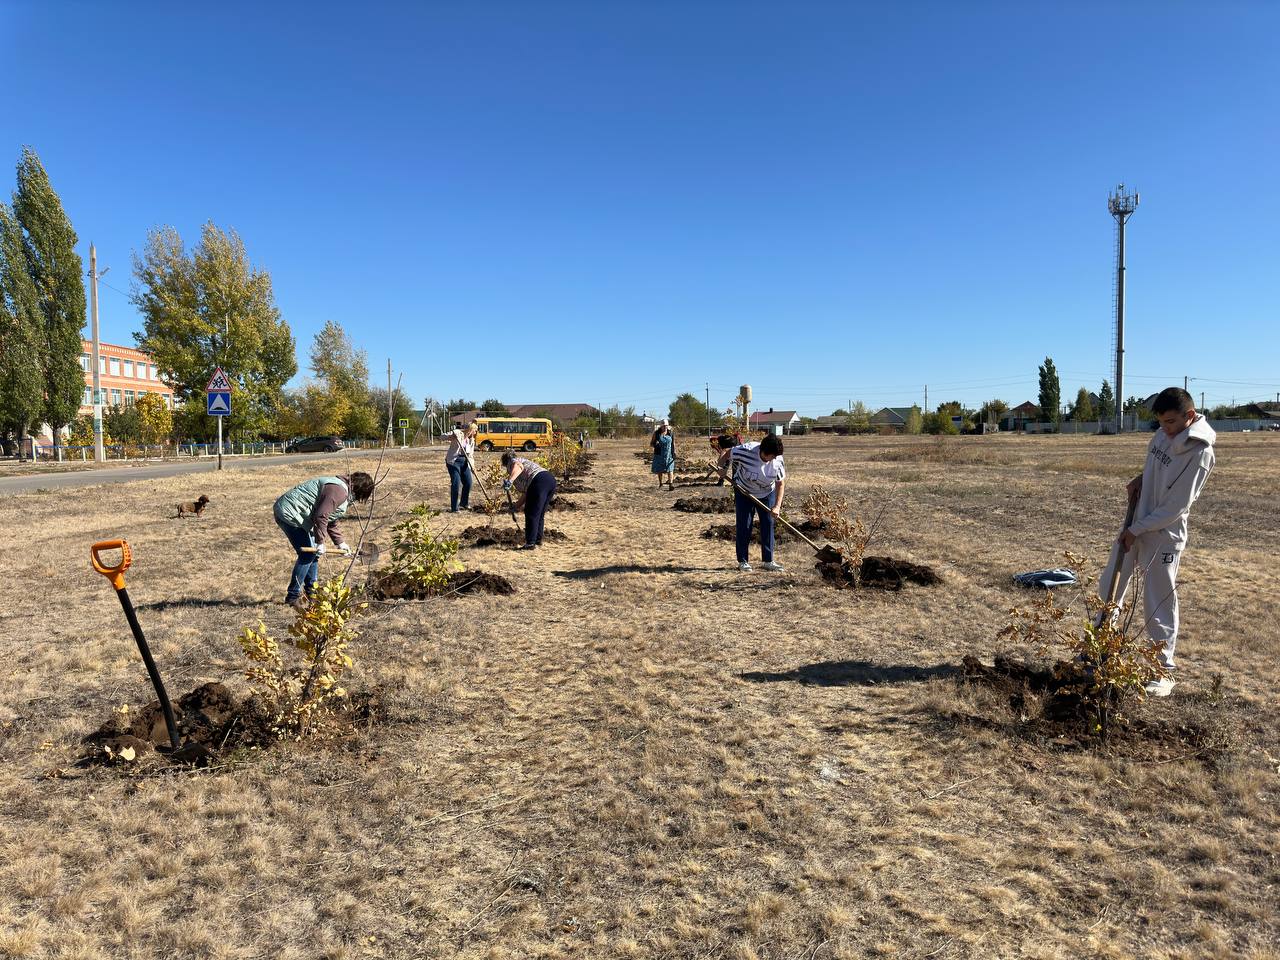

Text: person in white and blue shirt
xmin=717 ymin=434 xmax=786 ymax=572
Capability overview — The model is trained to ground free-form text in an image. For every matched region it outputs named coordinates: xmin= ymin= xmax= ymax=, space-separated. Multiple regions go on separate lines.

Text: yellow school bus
xmin=474 ymin=417 xmax=554 ymax=451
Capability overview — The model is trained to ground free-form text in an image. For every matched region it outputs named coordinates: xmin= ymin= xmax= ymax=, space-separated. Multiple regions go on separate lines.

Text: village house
xmin=748 ymin=408 xmax=800 ymax=435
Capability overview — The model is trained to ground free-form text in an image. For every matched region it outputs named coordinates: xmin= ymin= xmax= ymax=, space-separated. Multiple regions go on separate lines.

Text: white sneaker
xmin=760 ymin=561 xmax=785 ymax=572
xmin=738 ymin=562 xmax=753 ymax=572
xmin=1144 ymin=677 xmax=1176 ymax=698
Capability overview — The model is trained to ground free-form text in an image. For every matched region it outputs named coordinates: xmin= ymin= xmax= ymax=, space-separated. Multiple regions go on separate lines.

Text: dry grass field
xmin=1 ymin=434 xmax=1277 ymax=960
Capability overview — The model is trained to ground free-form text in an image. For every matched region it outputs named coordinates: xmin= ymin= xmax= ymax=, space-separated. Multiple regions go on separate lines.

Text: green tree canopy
xmin=13 ymin=147 xmax=85 ymax=440
xmin=369 ymin=387 xmax=416 ymax=438
xmin=668 ymin=392 xmax=718 ymax=430
xmin=1038 ymin=357 xmax=1061 ymax=425
xmin=308 ymin=320 xmax=376 ymax=437
xmin=133 ymin=222 xmax=297 ymax=439
xmin=977 ymin=399 xmax=1009 ymax=424
xmin=904 ymin=405 xmax=923 ymax=435
xmin=480 ymin=399 xmax=510 ymax=415
xmin=0 ymin=201 xmax=44 ymax=443
xmin=1072 ymin=387 xmax=1095 ymax=422
xmin=1097 ymin=380 xmax=1115 ymax=420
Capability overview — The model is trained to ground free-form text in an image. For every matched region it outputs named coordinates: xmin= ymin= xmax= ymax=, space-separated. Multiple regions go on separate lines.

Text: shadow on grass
xmin=553 ymin=564 xmax=723 ymax=580
xmin=740 ymin=660 xmax=961 ymax=687
xmin=135 ymin=597 xmax=265 ymax=612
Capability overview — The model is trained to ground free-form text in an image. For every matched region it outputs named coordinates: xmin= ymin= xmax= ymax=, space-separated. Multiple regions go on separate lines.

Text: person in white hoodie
xmin=1100 ymin=387 xmax=1216 ymax=697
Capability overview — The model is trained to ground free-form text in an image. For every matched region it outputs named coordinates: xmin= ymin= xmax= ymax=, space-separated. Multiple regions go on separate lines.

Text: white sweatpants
xmin=1098 ymin=530 xmax=1183 ymax=670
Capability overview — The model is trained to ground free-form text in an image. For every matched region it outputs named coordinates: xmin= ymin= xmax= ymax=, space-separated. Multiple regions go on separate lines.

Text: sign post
xmin=398 ymin=417 xmax=409 ymax=447
xmin=206 ymin=367 xmax=233 ymax=471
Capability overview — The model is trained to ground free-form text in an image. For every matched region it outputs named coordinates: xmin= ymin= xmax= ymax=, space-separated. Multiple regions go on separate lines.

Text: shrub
xmin=998 ymin=551 xmax=1168 ymax=739
xmin=387 ymin=504 xmax=463 ymax=590
xmin=801 ymin=485 xmax=871 ymax=571
xmin=238 ymin=574 xmax=367 ymax=738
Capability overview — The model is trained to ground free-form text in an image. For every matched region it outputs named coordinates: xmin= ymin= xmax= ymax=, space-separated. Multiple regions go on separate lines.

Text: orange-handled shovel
xmin=91 ymin=539 xmax=184 ymax=755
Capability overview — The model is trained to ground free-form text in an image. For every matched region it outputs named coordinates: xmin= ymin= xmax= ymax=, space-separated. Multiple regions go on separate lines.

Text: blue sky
xmin=3 ymin=2 xmax=1277 ymax=416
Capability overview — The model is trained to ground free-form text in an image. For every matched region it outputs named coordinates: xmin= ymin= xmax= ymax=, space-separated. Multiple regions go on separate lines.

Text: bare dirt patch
xmin=2 ymin=435 xmax=1277 ymax=959
xmin=458 ymin=525 xmax=568 ymax=548
xmin=956 ymin=656 xmax=1247 ymax=762
xmin=817 ymin=553 xmax=943 ymax=590
xmin=674 ymin=495 xmax=734 ymax=513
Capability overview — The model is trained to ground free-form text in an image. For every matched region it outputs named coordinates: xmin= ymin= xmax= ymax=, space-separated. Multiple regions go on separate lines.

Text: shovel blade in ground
xmin=815 ymin=545 xmax=846 ymax=565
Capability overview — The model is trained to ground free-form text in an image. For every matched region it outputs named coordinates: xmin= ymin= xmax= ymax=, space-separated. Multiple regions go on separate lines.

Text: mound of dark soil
xmin=674 ymin=497 xmax=734 ymax=514
xmin=371 ymin=569 xmax=516 ymax=599
xmin=445 ymin=570 xmax=516 ymax=595
xmin=82 ymin=684 xmax=253 ymax=767
xmin=459 ymin=525 xmax=567 ymax=548
xmin=956 ymin=656 xmax=1245 ymax=758
xmin=674 ymin=475 xmax=720 ymax=487
xmin=80 ymin=681 xmax=390 ymax=768
xmin=816 ymin=554 xmax=943 ymax=590
xmin=701 ymin=523 xmax=800 ymax=544
xmin=557 ymin=480 xmax=594 ymax=494
xmin=547 ymin=497 xmax=579 ymax=511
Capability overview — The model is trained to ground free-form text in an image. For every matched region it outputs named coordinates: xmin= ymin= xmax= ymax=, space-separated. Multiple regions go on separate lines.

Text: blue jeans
xmin=276 ymin=515 xmax=318 ymax=602
xmin=524 ymin=472 xmax=557 ymax=546
xmin=446 ymin=459 xmax=472 ymax=511
xmin=735 ymin=488 xmax=776 ymax=563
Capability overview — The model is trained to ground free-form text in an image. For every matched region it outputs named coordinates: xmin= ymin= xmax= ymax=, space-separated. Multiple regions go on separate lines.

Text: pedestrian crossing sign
xmin=206 ymin=367 xmax=233 ymax=393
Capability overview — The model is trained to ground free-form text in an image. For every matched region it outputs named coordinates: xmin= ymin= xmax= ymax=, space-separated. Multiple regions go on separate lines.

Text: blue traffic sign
xmin=207 ymin=391 xmax=231 ymax=416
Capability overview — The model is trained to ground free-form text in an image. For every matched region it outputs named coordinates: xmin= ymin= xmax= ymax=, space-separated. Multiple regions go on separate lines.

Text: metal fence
xmin=25 ymin=437 xmax=389 ymax=462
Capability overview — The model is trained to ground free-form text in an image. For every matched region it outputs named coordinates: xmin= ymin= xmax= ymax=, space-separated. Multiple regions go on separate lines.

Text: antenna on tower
xmin=1108 ymin=183 xmax=1139 ymax=433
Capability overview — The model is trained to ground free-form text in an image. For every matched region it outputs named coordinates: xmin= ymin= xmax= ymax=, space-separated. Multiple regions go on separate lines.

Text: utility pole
xmin=88 ymin=245 xmax=107 ymax=463
xmin=1184 ymin=375 xmax=1189 ymax=392
xmin=1109 ymin=184 xmax=1139 ymax=433
xmin=705 ymin=382 xmax=711 ymax=437
xmin=1201 ymin=392 xmax=1206 ymax=412
xmin=216 ymin=312 xmax=229 ymax=471
xmin=385 ymin=359 xmax=393 ymax=446
xmin=924 ymin=385 xmax=928 ymax=413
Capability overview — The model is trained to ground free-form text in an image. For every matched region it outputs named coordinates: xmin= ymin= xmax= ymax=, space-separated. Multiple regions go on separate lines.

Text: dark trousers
xmin=275 ymin=515 xmax=318 ymax=602
xmin=524 ymin=472 xmax=557 ymax=546
xmin=446 ymin=459 xmax=472 ymax=511
xmin=734 ymin=488 xmax=776 ymax=563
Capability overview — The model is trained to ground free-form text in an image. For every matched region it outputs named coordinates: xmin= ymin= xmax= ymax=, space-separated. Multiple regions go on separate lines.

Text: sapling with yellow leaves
xmin=238 ymin=574 xmax=367 ymax=737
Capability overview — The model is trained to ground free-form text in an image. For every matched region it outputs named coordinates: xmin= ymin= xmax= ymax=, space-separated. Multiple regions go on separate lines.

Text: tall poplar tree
xmin=133 ymin=222 xmax=296 ymax=439
xmin=1097 ymin=380 xmax=1116 ymax=420
xmin=12 ymin=147 xmax=86 ymax=443
xmin=1038 ymin=357 xmax=1061 ymax=425
xmin=0 ymin=201 xmax=45 ymax=448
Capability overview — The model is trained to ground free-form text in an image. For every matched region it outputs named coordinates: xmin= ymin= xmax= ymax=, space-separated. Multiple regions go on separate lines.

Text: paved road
xmin=0 ymin=449 xmax=411 ymax=495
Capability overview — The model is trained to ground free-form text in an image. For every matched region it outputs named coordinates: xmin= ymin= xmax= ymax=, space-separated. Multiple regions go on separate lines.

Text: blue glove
xmin=502 ymin=479 xmax=513 ymax=491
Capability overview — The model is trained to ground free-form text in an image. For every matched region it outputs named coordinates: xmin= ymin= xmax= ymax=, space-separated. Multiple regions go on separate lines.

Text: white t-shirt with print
xmin=730 ymin=442 xmax=785 ymax=498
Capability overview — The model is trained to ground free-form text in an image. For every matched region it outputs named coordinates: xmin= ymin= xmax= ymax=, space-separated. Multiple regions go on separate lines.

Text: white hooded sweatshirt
xmin=1127 ymin=414 xmax=1216 ymax=546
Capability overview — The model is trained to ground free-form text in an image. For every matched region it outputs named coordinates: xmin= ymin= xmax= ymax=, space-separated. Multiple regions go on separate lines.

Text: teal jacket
xmin=273 ymin=475 xmax=350 ymax=545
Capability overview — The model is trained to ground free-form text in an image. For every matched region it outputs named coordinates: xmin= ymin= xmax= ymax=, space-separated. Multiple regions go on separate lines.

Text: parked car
xmin=286 ymin=435 xmax=344 ymax=453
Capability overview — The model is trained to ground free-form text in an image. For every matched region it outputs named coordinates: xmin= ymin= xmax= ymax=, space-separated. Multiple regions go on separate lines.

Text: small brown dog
xmin=175 ymin=495 xmax=211 ymax=519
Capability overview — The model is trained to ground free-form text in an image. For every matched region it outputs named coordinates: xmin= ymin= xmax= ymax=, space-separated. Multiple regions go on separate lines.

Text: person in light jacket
xmin=1099 ymin=387 xmax=1216 ymax=697
xmin=273 ymin=472 xmax=376 ymax=608
xmin=444 ymin=423 xmax=479 ymax=512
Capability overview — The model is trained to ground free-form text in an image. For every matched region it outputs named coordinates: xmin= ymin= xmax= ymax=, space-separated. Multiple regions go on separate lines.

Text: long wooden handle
xmin=1102 ymin=488 xmax=1140 ymax=604
xmin=708 ymin=458 xmax=822 ymax=554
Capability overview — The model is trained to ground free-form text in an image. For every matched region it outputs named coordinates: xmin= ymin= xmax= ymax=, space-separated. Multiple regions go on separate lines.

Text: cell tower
xmin=1108 ymin=183 xmax=1139 ymax=433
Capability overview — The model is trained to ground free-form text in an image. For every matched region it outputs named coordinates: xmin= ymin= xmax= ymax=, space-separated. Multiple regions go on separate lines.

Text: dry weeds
xmin=0 ymin=435 xmax=1277 ymax=959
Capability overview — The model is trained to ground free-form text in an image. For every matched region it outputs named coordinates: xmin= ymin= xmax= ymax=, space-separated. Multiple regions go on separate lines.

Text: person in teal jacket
xmin=273 ymin=471 xmax=375 ymax=607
